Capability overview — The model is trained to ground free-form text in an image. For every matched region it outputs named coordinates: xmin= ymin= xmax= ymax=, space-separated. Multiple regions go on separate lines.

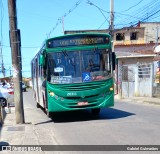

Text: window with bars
xmin=138 ymin=64 xmax=151 ymax=78
xmin=116 ymin=33 xmax=125 ymax=41
xmin=130 ymin=32 xmax=137 ymax=40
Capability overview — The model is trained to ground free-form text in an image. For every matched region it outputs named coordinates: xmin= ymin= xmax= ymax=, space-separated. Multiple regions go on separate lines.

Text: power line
xmin=115 ymin=0 xmax=160 ymax=28
xmin=86 ymin=0 xmax=111 ymax=30
xmin=115 ymin=12 xmax=142 ymax=20
xmin=1 ymin=44 xmax=40 ymax=48
xmin=47 ymin=0 xmax=83 ymax=37
xmin=98 ymin=19 xmax=108 ymax=29
xmin=127 ymin=9 xmax=160 ymax=27
xmin=0 ymin=0 xmax=4 ymax=40
xmin=87 ymin=0 xmax=109 ymax=21
xmin=121 ymin=0 xmax=144 ymax=12
xmin=86 ymin=0 xmax=159 ymax=30
xmin=87 ymin=0 xmax=109 ymax=13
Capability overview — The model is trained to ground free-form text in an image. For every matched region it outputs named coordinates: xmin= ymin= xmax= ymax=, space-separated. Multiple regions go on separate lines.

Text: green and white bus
xmin=31 ymin=33 xmax=115 ymax=117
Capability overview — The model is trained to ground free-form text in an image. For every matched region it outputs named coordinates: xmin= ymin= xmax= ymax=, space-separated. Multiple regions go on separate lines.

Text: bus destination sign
xmin=48 ymin=35 xmax=110 ymax=48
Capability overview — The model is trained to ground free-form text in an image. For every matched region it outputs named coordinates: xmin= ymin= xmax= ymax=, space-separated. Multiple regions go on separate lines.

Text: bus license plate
xmin=77 ymin=102 xmax=88 ymax=106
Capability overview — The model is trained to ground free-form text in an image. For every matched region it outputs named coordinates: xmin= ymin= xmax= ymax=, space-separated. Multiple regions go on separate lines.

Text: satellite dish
xmin=154 ymin=45 xmax=160 ymax=54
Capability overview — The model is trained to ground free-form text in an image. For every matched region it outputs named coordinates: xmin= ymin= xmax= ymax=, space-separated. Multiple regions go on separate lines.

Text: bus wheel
xmin=46 ymin=109 xmax=53 ymax=118
xmin=0 ymin=98 xmax=7 ymax=107
xmin=91 ymin=108 xmax=100 ymax=115
xmin=36 ymin=103 xmax=40 ymax=108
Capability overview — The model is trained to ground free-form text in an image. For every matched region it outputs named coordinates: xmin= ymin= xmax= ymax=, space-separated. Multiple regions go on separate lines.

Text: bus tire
xmin=36 ymin=102 xmax=41 ymax=108
xmin=0 ymin=98 xmax=7 ymax=107
xmin=91 ymin=108 xmax=100 ymax=115
xmin=34 ymin=92 xmax=36 ymax=100
xmin=45 ymin=108 xmax=52 ymax=118
xmin=47 ymin=110 xmax=53 ymax=118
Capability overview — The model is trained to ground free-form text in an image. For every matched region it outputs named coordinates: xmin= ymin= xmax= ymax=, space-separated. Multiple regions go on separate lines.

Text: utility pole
xmin=8 ymin=0 xmax=25 ymax=124
xmin=156 ymin=26 xmax=159 ymax=46
xmin=109 ymin=0 xmax=114 ymax=40
xmin=0 ymin=42 xmax=5 ymax=77
xmin=9 ymin=66 xmax=11 ymax=77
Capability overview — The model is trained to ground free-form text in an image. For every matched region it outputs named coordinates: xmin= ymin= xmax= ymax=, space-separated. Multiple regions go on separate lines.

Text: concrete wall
xmin=114 ymin=28 xmax=145 ymax=45
xmin=140 ymin=22 xmax=160 ymax=44
xmin=114 ymin=22 xmax=160 ymax=46
xmin=114 ymin=44 xmax=154 ymax=53
xmin=117 ymin=57 xmax=154 ymax=98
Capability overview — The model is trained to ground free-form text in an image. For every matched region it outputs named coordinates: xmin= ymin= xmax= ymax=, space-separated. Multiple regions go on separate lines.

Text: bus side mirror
xmin=40 ymin=55 xmax=44 ymax=66
xmin=112 ymin=52 xmax=115 ymax=71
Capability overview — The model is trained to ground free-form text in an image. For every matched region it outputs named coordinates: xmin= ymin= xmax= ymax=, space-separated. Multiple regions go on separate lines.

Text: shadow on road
xmin=100 ymin=107 xmax=135 ymax=119
xmin=35 ymin=107 xmax=135 ymax=124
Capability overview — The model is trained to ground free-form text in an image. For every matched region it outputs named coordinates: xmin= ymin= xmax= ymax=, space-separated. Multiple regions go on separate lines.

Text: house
xmin=116 ymin=52 xmax=155 ymax=98
xmin=113 ymin=22 xmax=160 ymax=98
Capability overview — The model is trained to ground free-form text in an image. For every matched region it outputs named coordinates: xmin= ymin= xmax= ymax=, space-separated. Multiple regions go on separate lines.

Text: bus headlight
xmin=110 ymin=87 xmax=114 ymax=91
xmin=49 ymin=92 xmax=55 ymax=97
xmin=48 ymin=91 xmax=64 ymax=100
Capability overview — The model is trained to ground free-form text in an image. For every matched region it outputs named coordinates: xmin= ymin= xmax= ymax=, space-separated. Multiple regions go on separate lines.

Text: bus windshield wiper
xmin=62 ymin=50 xmax=75 ymax=66
xmin=62 ymin=50 xmax=76 ymax=76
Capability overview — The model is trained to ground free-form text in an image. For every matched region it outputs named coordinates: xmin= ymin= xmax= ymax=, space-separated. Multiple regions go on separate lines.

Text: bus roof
xmin=31 ymin=32 xmax=111 ymax=62
xmin=47 ymin=32 xmax=111 ymax=41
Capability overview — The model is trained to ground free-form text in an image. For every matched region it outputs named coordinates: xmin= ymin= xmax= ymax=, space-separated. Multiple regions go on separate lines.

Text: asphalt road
xmin=23 ymin=89 xmax=160 ymax=146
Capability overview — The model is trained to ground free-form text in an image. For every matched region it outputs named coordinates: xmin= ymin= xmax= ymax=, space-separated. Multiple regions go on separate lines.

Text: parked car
xmin=22 ymin=82 xmax=26 ymax=92
xmin=0 ymin=86 xmax=14 ymax=107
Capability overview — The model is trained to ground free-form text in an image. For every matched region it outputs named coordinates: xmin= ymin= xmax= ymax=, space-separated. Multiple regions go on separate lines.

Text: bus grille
xmin=63 ymin=94 xmax=103 ymax=109
xmin=52 ymin=80 xmax=108 ymax=91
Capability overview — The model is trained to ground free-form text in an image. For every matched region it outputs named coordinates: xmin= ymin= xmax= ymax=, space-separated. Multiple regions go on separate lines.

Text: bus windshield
xmin=47 ymin=49 xmax=111 ymax=84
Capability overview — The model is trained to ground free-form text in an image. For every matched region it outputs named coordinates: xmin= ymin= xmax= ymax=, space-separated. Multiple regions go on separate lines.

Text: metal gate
xmin=121 ymin=63 xmax=153 ymax=97
xmin=137 ymin=63 xmax=153 ymax=97
xmin=122 ymin=64 xmax=135 ymax=97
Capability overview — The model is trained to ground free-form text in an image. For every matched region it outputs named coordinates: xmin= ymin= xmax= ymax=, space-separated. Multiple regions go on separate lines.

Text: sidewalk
xmin=115 ymin=95 xmax=160 ymax=106
xmin=0 ymin=105 xmax=58 ymax=153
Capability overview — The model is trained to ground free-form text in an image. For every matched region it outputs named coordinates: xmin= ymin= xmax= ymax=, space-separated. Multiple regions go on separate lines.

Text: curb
xmin=115 ymin=98 xmax=160 ymax=106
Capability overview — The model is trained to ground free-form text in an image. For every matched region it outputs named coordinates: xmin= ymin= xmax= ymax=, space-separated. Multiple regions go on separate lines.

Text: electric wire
xmin=121 ymin=0 xmax=144 ymax=12
xmin=116 ymin=0 xmax=160 ymax=28
xmin=47 ymin=0 xmax=83 ymax=38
